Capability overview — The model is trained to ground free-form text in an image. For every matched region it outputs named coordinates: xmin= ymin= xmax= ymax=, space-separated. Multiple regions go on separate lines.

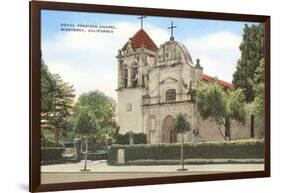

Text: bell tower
xmin=116 ymin=16 xmax=158 ymax=134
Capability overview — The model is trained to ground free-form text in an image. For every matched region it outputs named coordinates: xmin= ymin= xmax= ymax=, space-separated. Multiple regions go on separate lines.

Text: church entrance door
xmin=161 ymin=115 xmax=177 ymax=143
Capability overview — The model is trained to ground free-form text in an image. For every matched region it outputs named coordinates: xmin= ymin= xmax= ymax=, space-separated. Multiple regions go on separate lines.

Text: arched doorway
xmin=161 ymin=115 xmax=177 ymax=143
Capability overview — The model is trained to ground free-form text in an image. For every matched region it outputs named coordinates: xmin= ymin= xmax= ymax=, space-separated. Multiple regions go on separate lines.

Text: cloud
xmin=42 ymin=22 xmax=169 ymax=100
xmin=42 ymin=21 xmax=241 ymax=101
xmin=145 ymin=24 xmax=170 ymax=46
xmin=185 ymin=31 xmax=241 ymax=83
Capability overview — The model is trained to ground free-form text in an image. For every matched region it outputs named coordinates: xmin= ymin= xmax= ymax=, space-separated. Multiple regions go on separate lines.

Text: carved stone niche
xmin=165 ymin=89 xmax=176 ymax=102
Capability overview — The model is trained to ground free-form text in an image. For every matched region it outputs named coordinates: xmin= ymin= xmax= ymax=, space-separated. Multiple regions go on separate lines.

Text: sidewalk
xmin=41 ymin=159 xmax=264 ymax=173
xmin=41 ymin=160 xmax=264 ymax=184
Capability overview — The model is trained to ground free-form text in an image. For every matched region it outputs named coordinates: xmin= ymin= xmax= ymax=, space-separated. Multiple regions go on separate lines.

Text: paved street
xmin=41 ymin=160 xmax=264 ymax=184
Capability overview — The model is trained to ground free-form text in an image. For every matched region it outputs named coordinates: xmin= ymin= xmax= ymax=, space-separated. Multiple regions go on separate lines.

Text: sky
xmin=41 ymin=10 xmax=259 ymax=100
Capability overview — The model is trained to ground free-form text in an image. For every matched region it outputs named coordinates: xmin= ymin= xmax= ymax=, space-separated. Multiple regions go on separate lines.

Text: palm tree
xmin=171 ymin=113 xmax=191 ymax=171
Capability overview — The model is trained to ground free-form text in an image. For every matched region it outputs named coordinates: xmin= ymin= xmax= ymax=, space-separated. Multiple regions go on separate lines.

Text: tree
xmin=232 ymin=24 xmax=264 ymax=102
xmin=70 ymin=90 xmax=117 ymax=170
xmin=252 ymin=83 xmax=264 ymax=118
xmin=47 ymin=74 xmax=75 ymax=143
xmin=72 ymin=106 xmax=98 ymax=171
xmin=40 ymin=60 xmax=75 ymax=144
xmin=41 ymin=62 xmax=56 ymax=135
xmin=252 ymin=59 xmax=265 ymax=118
xmin=73 ymin=91 xmax=116 ymax=144
xmin=171 ymin=113 xmax=191 ymax=171
xmin=196 ymin=81 xmax=246 ymax=141
xmin=41 ymin=62 xmax=55 ymax=114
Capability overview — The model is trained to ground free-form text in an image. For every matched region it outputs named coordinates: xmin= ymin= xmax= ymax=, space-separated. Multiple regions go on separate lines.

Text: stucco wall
xmin=117 ymin=88 xmax=144 ymax=134
xmin=117 ymin=36 xmax=264 ymax=144
xmin=197 ymin=114 xmax=264 ymax=142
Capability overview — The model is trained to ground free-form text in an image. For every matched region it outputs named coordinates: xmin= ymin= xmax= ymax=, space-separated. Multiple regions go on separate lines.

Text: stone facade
xmin=116 ymin=29 xmax=264 ymax=144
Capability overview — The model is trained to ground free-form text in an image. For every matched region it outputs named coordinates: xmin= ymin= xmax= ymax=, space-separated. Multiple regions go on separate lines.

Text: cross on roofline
xmin=168 ymin=21 xmax=177 ymax=41
xmin=138 ymin=15 xmax=146 ymax=29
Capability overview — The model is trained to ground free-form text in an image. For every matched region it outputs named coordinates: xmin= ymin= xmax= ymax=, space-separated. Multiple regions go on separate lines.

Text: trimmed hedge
xmin=125 ymin=159 xmax=264 ymax=165
xmin=107 ymin=139 xmax=264 ymax=165
xmin=116 ymin=132 xmax=147 ymax=145
xmin=41 ymin=147 xmax=65 ymax=162
xmin=81 ymin=151 xmax=107 ymax=160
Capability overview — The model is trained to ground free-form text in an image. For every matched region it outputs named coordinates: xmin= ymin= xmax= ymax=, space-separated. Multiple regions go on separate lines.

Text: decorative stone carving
xmin=165 ymin=89 xmax=176 ymax=102
xmin=117 ymin=29 xmax=256 ymax=145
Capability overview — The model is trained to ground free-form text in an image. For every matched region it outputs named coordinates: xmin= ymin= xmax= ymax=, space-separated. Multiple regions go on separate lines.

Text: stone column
xmin=117 ymin=50 xmax=123 ymax=88
xmin=117 ymin=60 xmax=122 ymax=88
xmin=138 ymin=55 xmax=144 ymax=87
xmin=74 ymin=138 xmax=82 ymax=162
xmin=127 ymin=65 xmax=132 ymax=87
xmin=117 ymin=149 xmax=125 ymax=164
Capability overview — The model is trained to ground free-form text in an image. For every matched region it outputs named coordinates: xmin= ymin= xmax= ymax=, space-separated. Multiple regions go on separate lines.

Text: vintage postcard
xmin=39 ymin=9 xmax=266 ymax=184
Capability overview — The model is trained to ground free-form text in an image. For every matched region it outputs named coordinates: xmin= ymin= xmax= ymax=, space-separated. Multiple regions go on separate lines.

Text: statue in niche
xmin=128 ymin=130 xmax=134 ymax=145
xmin=192 ymin=127 xmax=200 ymax=145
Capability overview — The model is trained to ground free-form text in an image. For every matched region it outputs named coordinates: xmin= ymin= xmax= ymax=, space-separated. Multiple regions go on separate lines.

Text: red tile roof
xmin=202 ymin=74 xmax=233 ymax=89
xmin=122 ymin=29 xmax=158 ymax=52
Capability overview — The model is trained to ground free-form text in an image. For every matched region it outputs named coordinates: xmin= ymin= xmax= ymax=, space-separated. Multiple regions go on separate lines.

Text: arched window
xmin=165 ymin=89 xmax=176 ymax=102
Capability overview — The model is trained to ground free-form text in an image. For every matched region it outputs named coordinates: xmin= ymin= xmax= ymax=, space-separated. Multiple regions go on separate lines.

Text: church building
xmin=116 ymin=21 xmax=263 ymax=144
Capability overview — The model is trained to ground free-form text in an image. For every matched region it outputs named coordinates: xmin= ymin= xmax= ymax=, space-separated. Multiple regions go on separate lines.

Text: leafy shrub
xmin=41 ymin=133 xmax=63 ymax=147
xmin=116 ymin=134 xmax=129 ymax=144
xmin=115 ymin=132 xmax=147 ymax=145
xmin=107 ymin=139 xmax=264 ymax=165
xmin=41 ymin=147 xmax=65 ymax=161
xmin=134 ymin=133 xmax=148 ymax=144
